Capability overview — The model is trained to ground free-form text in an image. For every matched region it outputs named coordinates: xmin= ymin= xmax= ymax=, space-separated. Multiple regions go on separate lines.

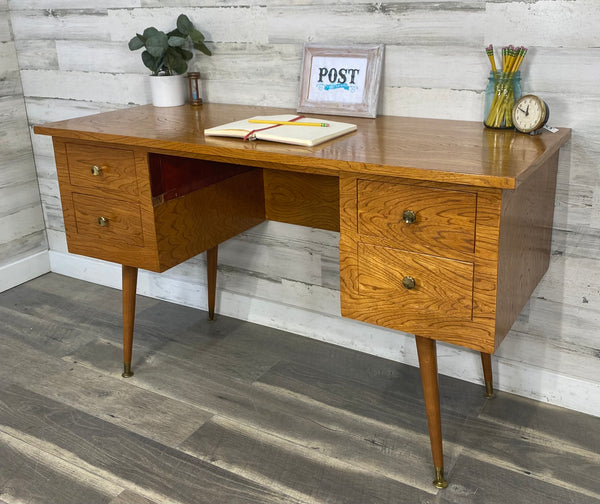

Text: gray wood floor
xmin=0 ymin=273 xmax=598 ymax=504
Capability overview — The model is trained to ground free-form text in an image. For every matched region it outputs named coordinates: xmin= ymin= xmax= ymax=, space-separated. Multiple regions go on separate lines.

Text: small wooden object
xmin=187 ymin=72 xmax=202 ymax=105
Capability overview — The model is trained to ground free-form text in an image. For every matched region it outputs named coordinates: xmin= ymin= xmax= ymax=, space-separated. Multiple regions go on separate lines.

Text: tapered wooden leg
xmin=480 ymin=352 xmax=494 ymax=398
xmin=122 ymin=265 xmax=138 ymax=378
xmin=415 ymin=335 xmax=448 ymax=489
xmin=206 ymin=245 xmax=218 ymax=320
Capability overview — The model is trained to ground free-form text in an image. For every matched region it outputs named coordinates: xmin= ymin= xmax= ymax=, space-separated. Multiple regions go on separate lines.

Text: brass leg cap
xmin=485 ymin=380 xmax=495 ymax=398
xmin=122 ymin=363 xmax=134 ymax=378
xmin=433 ymin=467 xmax=448 ymax=489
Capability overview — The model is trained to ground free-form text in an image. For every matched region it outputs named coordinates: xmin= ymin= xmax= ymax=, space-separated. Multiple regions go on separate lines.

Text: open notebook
xmin=204 ymin=115 xmax=357 ymax=147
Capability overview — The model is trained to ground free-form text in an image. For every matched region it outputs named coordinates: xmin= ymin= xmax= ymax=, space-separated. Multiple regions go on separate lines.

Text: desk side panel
xmin=154 ymin=168 xmax=266 ymax=272
xmin=494 ymin=151 xmax=560 ymax=345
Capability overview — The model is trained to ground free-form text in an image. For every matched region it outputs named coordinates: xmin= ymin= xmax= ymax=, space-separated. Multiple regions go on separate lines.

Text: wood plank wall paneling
xmin=0 ymin=5 xmax=47 ymax=281
xmin=7 ymin=1 xmax=600 ymax=416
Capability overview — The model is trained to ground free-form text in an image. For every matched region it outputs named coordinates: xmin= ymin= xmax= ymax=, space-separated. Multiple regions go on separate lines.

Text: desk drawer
xmin=66 ymin=143 xmax=139 ymax=196
xmin=358 ymin=243 xmax=474 ymax=320
xmin=72 ymin=193 xmax=144 ymax=247
xmin=357 ymin=180 xmax=476 ymax=254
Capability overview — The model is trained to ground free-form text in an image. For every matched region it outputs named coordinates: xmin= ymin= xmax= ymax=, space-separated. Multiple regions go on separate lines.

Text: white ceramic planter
xmin=149 ymin=74 xmax=186 ymax=107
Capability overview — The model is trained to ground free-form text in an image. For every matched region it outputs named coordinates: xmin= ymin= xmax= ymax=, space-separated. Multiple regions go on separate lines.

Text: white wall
xmin=9 ymin=0 xmax=600 ymax=416
xmin=0 ymin=0 xmax=48 ymax=292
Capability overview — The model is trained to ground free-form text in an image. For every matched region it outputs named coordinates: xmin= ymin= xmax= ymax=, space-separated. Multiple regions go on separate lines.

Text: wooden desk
xmin=34 ymin=103 xmax=571 ymax=488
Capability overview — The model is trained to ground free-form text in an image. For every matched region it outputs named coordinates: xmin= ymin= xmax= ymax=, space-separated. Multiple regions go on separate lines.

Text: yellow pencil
xmin=485 ymin=44 xmax=497 ymax=72
xmin=248 ymin=119 xmax=330 ymax=127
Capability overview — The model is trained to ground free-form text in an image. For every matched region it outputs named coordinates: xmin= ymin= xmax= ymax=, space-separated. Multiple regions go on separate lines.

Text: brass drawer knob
xmin=91 ymin=165 xmax=103 ymax=176
xmin=402 ymin=209 xmax=416 ymax=224
xmin=97 ymin=216 xmax=109 ymax=227
xmin=402 ymin=276 xmax=416 ymax=290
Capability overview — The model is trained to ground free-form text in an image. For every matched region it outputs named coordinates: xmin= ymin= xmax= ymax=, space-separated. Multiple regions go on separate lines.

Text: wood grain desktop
xmin=34 ymin=103 xmax=571 ymax=487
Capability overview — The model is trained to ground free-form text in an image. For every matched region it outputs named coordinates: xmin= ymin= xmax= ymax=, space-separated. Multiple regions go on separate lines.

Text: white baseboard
xmin=0 ymin=251 xmax=50 ymax=293
xmin=48 ymin=250 xmax=600 ymax=418
xmin=49 ymin=251 xmax=122 ymax=290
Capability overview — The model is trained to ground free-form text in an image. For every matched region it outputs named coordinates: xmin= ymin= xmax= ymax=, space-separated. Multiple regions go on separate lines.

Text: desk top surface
xmin=35 ymin=103 xmax=571 ymax=190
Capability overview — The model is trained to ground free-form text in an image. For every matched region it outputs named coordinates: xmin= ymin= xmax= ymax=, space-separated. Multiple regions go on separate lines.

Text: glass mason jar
xmin=484 ymin=71 xmax=521 ymax=129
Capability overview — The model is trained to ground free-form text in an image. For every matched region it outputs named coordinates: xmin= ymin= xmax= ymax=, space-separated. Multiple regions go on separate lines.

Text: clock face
xmin=512 ymin=95 xmax=548 ymax=133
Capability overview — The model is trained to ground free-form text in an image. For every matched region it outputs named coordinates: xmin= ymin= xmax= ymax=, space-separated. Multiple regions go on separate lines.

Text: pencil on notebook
xmin=248 ymin=119 xmax=330 ymax=127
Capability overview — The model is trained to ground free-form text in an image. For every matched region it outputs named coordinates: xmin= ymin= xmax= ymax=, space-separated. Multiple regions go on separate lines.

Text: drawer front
xmin=357 ymin=180 xmax=476 ymax=254
xmin=72 ymin=193 xmax=144 ymax=247
xmin=358 ymin=243 xmax=474 ymax=320
xmin=66 ymin=143 xmax=139 ymax=196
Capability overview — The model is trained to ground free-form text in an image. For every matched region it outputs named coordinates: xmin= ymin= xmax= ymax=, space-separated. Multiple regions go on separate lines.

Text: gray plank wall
xmin=0 ymin=0 xmax=48 ymax=292
xmin=7 ymin=1 xmax=600 ymax=416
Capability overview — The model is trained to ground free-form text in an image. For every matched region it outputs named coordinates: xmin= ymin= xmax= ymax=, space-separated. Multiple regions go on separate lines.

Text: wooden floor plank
xmin=0 ymin=274 xmax=136 ymax=360
xmin=452 ymin=393 xmax=600 ymax=497
xmin=480 ymin=390 xmax=600 ymax=452
xmin=14 ymin=274 xmax=485 ymax=412
xmin=0 ymin=336 xmax=212 ymax=447
xmin=255 ymin=360 xmax=475 ymax=442
xmin=0 ymin=385 xmax=308 ymax=504
xmin=0 ymin=303 xmax=101 ymax=359
xmin=133 ymin=295 xmax=489 ymax=420
xmin=7 ymin=272 xmax=157 ymax=315
xmin=108 ymin=490 xmax=159 ymax=504
xmin=181 ymin=416 xmax=431 ymax=504
xmin=66 ymin=338 xmax=443 ymax=490
xmin=13 ymin=275 xmax=484 ymax=416
xmin=437 ymin=454 xmax=600 ymax=504
xmin=1 ymin=273 xmax=598 ymax=503
xmin=0 ymin=435 xmax=117 ymax=504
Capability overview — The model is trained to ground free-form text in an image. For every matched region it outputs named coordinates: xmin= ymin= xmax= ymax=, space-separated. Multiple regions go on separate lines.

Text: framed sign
xmin=298 ymin=44 xmax=384 ymax=118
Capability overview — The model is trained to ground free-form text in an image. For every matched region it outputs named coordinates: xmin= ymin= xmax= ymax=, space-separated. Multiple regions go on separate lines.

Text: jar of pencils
xmin=484 ymin=70 xmax=521 ymax=129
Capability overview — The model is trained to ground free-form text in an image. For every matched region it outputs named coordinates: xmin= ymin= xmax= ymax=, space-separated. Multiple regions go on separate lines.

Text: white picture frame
xmin=298 ymin=44 xmax=384 ymax=118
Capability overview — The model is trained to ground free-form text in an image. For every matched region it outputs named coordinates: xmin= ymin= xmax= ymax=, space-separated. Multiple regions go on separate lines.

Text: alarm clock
xmin=512 ymin=94 xmax=550 ymax=134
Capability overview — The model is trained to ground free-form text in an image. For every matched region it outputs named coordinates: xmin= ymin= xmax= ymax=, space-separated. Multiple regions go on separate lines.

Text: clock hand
xmin=518 ymin=106 xmax=528 ymax=114
xmin=525 ymin=104 xmax=529 ymax=116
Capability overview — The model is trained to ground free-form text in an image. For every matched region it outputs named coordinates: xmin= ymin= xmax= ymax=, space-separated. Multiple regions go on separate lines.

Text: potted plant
xmin=129 ymin=14 xmax=211 ymax=107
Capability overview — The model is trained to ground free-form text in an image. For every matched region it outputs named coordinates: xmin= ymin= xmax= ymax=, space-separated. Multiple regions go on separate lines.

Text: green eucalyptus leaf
xmin=128 ymin=35 xmax=144 ymax=51
xmin=189 ymin=29 xmax=205 ymax=43
xmin=173 ymin=58 xmax=188 ymax=75
xmin=142 ymin=27 xmax=162 ymax=39
xmin=177 ymin=14 xmax=194 ymax=35
xmin=193 ymin=40 xmax=212 ymax=56
xmin=146 ymin=32 xmax=169 ymax=57
xmin=165 ymin=48 xmax=187 ymax=75
xmin=131 ymin=14 xmax=211 ymax=73
xmin=167 ymin=28 xmax=185 ymax=38
xmin=179 ymin=48 xmax=193 ymax=61
xmin=168 ymin=36 xmax=186 ymax=47
xmin=141 ymin=50 xmax=159 ymax=75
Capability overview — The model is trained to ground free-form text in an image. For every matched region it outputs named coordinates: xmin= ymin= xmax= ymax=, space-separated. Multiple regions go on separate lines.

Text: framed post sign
xmin=298 ymin=44 xmax=384 ymax=118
